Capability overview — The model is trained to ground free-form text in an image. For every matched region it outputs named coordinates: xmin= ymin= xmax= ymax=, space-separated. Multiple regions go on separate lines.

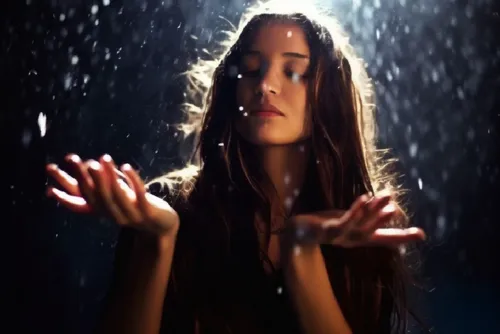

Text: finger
xmin=336 ymin=194 xmax=378 ymax=243
xmin=122 ymin=164 xmax=150 ymax=216
xmin=101 ymin=155 xmax=142 ymax=223
xmin=341 ymin=201 xmax=396 ymax=243
xmin=366 ymin=227 xmax=426 ymax=246
xmin=46 ymin=164 xmax=82 ymax=196
xmin=339 ymin=194 xmax=371 ymax=232
xmin=65 ymin=155 xmax=96 ymax=204
xmin=113 ymin=167 xmax=135 ymax=191
xmin=88 ymin=160 xmax=129 ymax=225
xmin=357 ymin=197 xmax=394 ymax=231
xmin=357 ymin=192 xmax=392 ymax=221
xmin=47 ymin=187 xmax=92 ymax=214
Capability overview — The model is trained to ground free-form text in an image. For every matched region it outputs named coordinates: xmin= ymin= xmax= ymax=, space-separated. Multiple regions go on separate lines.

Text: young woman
xmin=46 ymin=1 xmax=426 ymax=333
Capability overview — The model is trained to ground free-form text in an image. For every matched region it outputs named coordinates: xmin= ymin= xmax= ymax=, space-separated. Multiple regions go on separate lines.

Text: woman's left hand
xmin=286 ymin=191 xmax=426 ymax=248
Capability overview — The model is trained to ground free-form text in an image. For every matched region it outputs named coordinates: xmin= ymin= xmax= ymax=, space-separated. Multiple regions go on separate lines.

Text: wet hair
xmin=148 ymin=1 xmax=421 ymax=333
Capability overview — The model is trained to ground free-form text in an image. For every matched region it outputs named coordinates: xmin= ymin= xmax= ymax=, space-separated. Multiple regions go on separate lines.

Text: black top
xmin=109 ymin=182 xmax=303 ymax=334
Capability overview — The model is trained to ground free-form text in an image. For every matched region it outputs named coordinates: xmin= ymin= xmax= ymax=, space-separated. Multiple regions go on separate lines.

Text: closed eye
xmin=285 ymin=69 xmax=308 ymax=81
xmin=241 ymin=69 xmax=261 ymax=78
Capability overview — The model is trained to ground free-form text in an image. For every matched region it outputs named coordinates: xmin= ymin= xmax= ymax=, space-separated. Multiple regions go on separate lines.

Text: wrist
xmin=134 ymin=230 xmax=177 ymax=256
xmin=281 ymin=235 xmax=322 ymax=270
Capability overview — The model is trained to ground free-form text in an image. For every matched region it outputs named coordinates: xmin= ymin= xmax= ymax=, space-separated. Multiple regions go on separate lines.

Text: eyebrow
xmin=243 ymin=50 xmax=310 ymax=59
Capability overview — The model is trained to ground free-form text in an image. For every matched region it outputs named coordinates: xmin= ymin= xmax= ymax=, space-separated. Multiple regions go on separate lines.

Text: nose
xmin=255 ymin=65 xmax=281 ymax=96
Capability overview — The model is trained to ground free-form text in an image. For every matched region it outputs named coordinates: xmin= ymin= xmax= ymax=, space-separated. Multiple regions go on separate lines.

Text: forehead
xmin=248 ymin=22 xmax=310 ymax=56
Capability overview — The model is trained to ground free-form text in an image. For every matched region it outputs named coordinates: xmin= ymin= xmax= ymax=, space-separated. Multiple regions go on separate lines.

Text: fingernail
xmin=46 ymin=164 xmax=57 ymax=171
xmin=69 ymin=155 xmax=82 ymax=164
xmin=102 ymin=154 xmax=112 ymax=163
xmin=382 ymin=202 xmax=396 ymax=213
xmin=122 ymin=164 xmax=132 ymax=171
xmin=89 ymin=160 xmax=101 ymax=170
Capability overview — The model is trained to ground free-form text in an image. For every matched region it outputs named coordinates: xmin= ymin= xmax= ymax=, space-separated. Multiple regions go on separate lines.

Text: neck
xmin=256 ymin=140 xmax=311 ymax=215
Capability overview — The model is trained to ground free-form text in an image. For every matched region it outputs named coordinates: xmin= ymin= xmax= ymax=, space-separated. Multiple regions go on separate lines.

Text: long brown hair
xmin=148 ymin=1 xmax=419 ymax=333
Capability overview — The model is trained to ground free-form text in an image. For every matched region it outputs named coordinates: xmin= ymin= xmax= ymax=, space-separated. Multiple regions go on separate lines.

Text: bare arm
xmin=283 ymin=245 xmax=352 ymax=334
xmin=95 ymin=230 xmax=177 ymax=334
xmin=45 ymin=155 xmax=183 ymax=334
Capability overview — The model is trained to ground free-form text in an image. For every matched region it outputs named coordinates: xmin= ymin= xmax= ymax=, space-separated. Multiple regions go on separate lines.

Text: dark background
xmin=3 ymin=0 xmax=500 ymax=333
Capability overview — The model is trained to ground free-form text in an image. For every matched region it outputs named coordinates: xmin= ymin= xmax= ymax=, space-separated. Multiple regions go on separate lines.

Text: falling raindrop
xmin=22 ymin=129 xmax=32 ymax=148
xmin=37 ymin=112 xmax=47 ymax=137
xmin=294 ymin=245 xmax=301 ymax=256
xmin=284 ymin=173 xmax=291 ymax=185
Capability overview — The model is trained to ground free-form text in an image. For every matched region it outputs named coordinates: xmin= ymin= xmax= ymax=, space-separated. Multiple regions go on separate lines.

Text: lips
xmin=250 ymin=103 xmax=284 ymax=117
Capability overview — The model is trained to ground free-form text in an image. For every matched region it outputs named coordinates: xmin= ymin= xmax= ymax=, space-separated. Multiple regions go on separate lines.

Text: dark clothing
xmin=110 ymin=183 xmax=303 ymax=334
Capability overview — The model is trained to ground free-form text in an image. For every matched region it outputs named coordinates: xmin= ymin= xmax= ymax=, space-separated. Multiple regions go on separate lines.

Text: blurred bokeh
xmin=3 ymin=0 xmax=500 ymax=333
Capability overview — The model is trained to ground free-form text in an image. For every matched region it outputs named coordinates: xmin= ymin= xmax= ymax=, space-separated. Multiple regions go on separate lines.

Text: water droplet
xmin=296 ymin=225 xmax=308 ymax=239
xmin=409 ymin=142 xmax=418 ymax=158
xmin=77 ymin=23 xmax=84 ymax=34
xmin=284 ymin=173 xmax=291 ymax=185
xmin=237 ymin=74 xmax=242 ymax=79
xmin=286 ymin=31 xmax=292 ymax=38
xmin=436 ymin=215 xmax=446 ymax=239
xmin=79 ymin=275 xmax=86 ymax=287
xmin=294 ymin=245 xmax=301 ymax=256
xmin=91 ymin=5 xmax=99 ymax=15
xmin=71 ymin=55 xmax=79 ymax=65
xmin=277 ymin=286 xmax=283 ymax=294
xmin=102 ymin=0 xmax=110 ymax=6
xmin=64 ymin=73 xmax=72 ymax=90
xmin=37 ymin=112 xmax=47 ymax=137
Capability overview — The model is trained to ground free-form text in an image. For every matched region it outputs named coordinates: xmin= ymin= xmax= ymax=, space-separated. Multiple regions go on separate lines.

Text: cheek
xmin=286 ymin=86 xmax=308 ymax=116
xmin=236 ymin=81 xmax=253 ymax=106
xmin=290 ymin=88 xmax=311 ymax=134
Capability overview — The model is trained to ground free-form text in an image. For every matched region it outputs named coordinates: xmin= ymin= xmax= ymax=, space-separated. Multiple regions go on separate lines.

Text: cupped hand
xmin=287 ymin=191 xmax=426 ymax=248
xmin=46 ymin=153 xmax=179 ymax=237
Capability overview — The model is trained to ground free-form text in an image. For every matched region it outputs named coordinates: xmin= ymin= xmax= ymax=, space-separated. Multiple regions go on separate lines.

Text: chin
xmin=239 ymin=132 xmax=301 ymax=146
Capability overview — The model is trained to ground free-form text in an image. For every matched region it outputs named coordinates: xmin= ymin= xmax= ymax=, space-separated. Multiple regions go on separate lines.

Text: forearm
xmin=284 ymin=245 xmax=352 ymax=334
xmin=95 ymin=233 xmax=177 ymax=334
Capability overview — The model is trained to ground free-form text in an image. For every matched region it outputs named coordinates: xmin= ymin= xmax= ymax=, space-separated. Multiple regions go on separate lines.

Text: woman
xmin=46 ymin=1 xmax=426 ymax=333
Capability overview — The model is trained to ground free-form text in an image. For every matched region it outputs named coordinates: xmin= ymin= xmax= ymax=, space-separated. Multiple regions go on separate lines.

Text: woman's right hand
xmin=46 ymin=153 xmax=180 ymax=239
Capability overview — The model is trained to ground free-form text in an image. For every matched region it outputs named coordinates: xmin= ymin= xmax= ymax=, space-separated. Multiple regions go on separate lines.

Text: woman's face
xmin=235 ymin=22 xmax=312 ymax=146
